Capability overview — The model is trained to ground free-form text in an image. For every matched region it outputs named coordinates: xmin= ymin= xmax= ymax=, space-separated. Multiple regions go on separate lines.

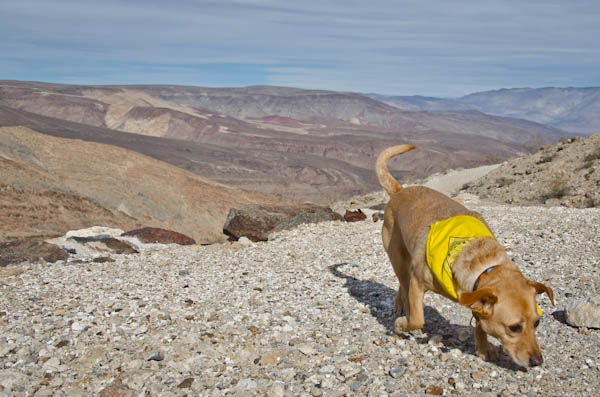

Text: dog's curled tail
xmin=376 ymin=145 xmax=416 ymax=195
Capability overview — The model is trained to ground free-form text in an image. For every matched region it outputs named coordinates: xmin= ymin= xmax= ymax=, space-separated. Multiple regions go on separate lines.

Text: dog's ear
xmin=459 ymin=288 xmax=498 ymax=317
xmin=528 ymin=280 xmax=555 ymax=306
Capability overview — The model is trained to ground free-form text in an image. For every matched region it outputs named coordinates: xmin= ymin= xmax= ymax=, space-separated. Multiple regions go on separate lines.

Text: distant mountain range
xmin=1 ymin=80 xmax=591 ymax=241
xmin=0 ymin=80 xmax=582 ymax=206
xmin=368 ymin=87 xmax=600 ymax=134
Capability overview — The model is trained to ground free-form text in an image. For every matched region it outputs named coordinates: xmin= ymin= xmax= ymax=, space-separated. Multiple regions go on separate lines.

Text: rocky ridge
xmin=463 ymin=134 xmax=600 ymax=207
xmin=0 ymin=201 xmax=598 ymax=396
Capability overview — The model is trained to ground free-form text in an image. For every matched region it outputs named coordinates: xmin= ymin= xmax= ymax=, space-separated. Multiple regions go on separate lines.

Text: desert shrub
xmin=523 ymin=135 xmax=551 ymax=154
xmin=536 ymin=154 xmax=555 ymax=165
xmin=495 ymin=177 xmax=515 ymax=188
xmin=583 ymin=151 xmax=600 ymax=162
xmin=543 ymin=171 xmax=571 ymax=200
xmin=484 ymin=155 xmax=503 ymax=164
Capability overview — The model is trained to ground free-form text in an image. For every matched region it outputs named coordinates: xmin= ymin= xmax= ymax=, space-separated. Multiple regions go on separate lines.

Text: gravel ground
xmin=1 ymin=202 xmax=599 ymax=396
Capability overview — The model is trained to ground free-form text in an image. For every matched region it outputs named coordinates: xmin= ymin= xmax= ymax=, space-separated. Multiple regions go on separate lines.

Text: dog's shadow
xmin=329 ymin=263 xmax=524 ymax=371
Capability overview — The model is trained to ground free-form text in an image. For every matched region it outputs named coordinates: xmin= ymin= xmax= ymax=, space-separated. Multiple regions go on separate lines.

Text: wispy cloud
xmin=1 ymin=0 xmax=599 ymax=96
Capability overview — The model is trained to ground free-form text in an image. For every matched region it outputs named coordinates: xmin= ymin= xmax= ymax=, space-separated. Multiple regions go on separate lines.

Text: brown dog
xmin=376 ymin=145 xmax=554 ymax=367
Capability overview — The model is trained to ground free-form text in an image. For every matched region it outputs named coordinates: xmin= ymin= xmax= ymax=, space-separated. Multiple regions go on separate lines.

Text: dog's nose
xmin=529 ymin=354 xmax=543 ymax=367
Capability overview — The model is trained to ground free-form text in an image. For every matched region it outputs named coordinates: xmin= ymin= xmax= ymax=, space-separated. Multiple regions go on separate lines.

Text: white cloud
xmin=1 ymin=0 xmax=599 ymax=96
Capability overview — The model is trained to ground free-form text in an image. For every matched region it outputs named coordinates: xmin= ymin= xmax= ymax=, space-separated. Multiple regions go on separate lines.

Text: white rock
xmin=238 ymin=236 xmax=254 ymax=246
xmin=71 ymin=322 xmax=84 ymax=331
xmin=268 ymin=381 xmax=285 ymax=397
xmin=298 ymin=344 xmax=316 ymax=355
xmin=133 ymin=325 xmax=148 ymax=335
xmin=566 ymin=295 xmax=600 ymax=328
xmin=0 ymin=369 xmax=28 ymax=391
xmin=65 ymin=226 xmax=124 ymax=239
xmin=43 ymin=357 xmax=61 ymax=372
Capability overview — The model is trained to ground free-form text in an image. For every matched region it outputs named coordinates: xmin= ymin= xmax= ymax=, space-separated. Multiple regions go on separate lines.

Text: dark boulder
xmin=71 ymin=236 xmax=139 ymax=254
xmin=0 ymin=238 xmax=68 ymax=267
xmin=223 ymin=204 xmax=342 ymax=242
xmin=122 ymin=227 xmax=196 ymax=245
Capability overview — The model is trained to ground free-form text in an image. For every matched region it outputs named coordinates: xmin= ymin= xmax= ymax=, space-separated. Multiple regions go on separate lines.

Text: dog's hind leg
xmin=394 ymin=274 xmax=425 ymax=333
xmin=387 ymin=236 xmax=411 ymax=316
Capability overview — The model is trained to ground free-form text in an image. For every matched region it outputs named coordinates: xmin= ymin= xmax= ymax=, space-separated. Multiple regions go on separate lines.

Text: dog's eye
xmin=509 ymin=324 xmax=522 ymax=333
xmin=534 ymin=319 xmax=540 ymax=328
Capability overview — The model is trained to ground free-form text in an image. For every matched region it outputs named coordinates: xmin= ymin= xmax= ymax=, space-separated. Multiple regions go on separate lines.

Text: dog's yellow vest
xmin=426 ymin=215 xmax=543 ymax=314
xmin=426 ymin=215 xmax=494 ymax=301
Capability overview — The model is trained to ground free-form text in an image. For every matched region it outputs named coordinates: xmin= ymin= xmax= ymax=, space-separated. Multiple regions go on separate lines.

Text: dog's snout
xmin=529 ymin=354 xmax=543 ymax=367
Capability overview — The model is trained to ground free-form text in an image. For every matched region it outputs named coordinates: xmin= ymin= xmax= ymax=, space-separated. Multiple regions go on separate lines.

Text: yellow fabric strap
xmin=426 ymin=215 xmax=495 ymax=301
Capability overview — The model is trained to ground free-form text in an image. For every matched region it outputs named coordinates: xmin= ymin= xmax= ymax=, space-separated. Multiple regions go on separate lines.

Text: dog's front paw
xmin=394 ymin=316 xmax=409 ymax=333
xmin=477 ymin=346 xmax=499 ymax=361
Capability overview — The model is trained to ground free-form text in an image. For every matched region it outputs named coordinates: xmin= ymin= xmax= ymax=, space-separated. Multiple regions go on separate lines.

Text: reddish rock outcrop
xmin=344 ymin=209 xmax=367 ymax=222
xmin=122 ymin=227 xmax=196 ymax=245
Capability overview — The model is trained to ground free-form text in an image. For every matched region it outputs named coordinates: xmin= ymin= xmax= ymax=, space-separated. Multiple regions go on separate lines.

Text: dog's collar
xmin=472 ymin=265 xmax=497 ymax=291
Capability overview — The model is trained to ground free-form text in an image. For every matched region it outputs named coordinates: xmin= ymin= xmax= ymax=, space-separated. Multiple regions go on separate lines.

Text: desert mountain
xmin=0 ymin=81 xmax=576 ymax=204
xmin=0 ymin=81 xmax=567 ymax=144
xmin=370 ymin=87 xmax=600 ymax=135
xmin=0 ymin=126 xmax=286 ymax=243
xmin=0 ymin=105 xmax=387 ymax=201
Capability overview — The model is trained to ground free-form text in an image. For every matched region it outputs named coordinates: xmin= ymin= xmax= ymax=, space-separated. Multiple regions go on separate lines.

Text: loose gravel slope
xmin=1 ymin=203 xmax=599 ymax=396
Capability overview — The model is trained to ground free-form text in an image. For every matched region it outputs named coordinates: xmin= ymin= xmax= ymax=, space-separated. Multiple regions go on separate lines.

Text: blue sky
xmin=1 ymin=0 xmax=599 ymax=97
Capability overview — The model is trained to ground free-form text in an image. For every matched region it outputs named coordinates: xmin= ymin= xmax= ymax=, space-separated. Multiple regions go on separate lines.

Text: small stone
xmin=426 ymin=385 xmax=444 ymax=395
xmin=298 ymin=344 xmax=317 ymax=355
xmin=50 ymin=376 xmax=64 ymax=388
xmin=238 ymin=236 xmax=254 ymax=246
xmin=320 ymin=365 xmax=335 ymax=374
xmin=71 ymin=322 xmax=84 ymax=331
xmin=259 ymin=349 xmax=282 ymax=366
xmin=349 ymin=381 xmax=362 ymax=392
xmin=457 ymin=328 xmax=470 ymax=342
xmin=471 ymin=371 xmax=484 ymax=381
xmin=43 ymin=357 xmax=61 ymax=372
xmin=389 ymin=367 xmax=406 ymax=378
xmin=268 ymin=381 xmax=285 ymax=397
xmin=428 ymin=334 xmax=443 ymax=345
xmin=0 ymin=369 xmax=28 ymax=391
xmin=133 ymin=326 xmax=148 ymax=335
xmin=450 ymin=348 xmax=462 ymax=357
xmin=340 ymin=366 xmax=360 ymax=378
xmin=177 ymin=378 xmax=194 ymax=389
xmin=92 ymin=256 xmax=114 ymax=263
xmin=126 ymin=359 xmax=143 ymax=370
xmin=237 ymin=378 xmax=258 ymax=390
xmin=146 ymin=352 xmax=164 ymax=361
xmin=98 ymin=382 xmax=134 ymax=397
